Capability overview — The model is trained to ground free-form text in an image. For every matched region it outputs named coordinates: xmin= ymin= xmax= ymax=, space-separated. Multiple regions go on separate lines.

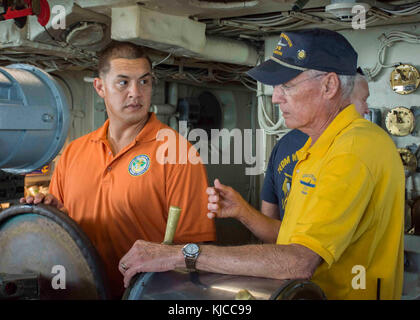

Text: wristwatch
xmin=182 ymin=243 xmax=200 ymax=272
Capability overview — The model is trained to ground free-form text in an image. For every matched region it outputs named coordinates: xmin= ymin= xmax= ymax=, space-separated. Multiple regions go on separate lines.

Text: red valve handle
xmin=1 ymin=0 xmax=50 ymax=26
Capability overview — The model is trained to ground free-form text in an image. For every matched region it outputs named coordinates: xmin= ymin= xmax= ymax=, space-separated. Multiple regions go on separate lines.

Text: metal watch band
xmin=185 ymin=256 xmax=197 ymax=272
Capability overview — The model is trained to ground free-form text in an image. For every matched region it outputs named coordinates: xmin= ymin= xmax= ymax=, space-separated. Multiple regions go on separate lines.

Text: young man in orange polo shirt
xmin=21 ymin=42 xmax=216 ymax=298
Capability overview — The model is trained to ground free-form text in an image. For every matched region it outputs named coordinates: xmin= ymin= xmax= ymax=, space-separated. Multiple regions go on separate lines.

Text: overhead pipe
xmin=111 ymin=6 xmax=259 ymax=67
xmin=188 ymin=0 xmax=259 ymax=9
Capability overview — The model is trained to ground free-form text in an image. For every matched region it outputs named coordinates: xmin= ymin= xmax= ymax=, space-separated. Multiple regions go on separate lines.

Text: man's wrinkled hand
xmin=119 ymin=240 xmax=179 ymax=288
xmin=206 ymin=178 xmax=250 ymax=220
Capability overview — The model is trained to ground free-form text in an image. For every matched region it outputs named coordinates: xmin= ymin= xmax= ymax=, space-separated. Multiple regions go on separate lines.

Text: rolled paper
xmin=163 ymin=206 xmax=181 ymax=244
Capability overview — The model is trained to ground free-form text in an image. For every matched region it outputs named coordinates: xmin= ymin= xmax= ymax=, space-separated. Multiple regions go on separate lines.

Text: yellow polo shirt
xmin=277 ymin=105 xmax=405 ymax=300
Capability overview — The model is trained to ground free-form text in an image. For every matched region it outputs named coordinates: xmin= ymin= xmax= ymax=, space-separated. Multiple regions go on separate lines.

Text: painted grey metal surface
xmin=0 ymin=64 xmax=69 ymax=174
xmin=123 ymin=270 xmax=326 ymax=300
xmin=364 ymin=108 xmax=382 ymax=126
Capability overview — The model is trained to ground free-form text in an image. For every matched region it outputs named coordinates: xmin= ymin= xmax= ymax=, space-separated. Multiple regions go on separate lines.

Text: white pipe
xmin=201 ymin=36 xmax=259 ymax=66
xmin=189 ymin=0 xmax=259 ymax=9
xmin=111 ymin=5 xmax=259 ymax=67
xmin=150 ymin=104 xmax=176 ymax=115
xmin=169 ymin=115 xmax=179 ymax=132
xmin=168 ymin=82 xmax=178 ymax=107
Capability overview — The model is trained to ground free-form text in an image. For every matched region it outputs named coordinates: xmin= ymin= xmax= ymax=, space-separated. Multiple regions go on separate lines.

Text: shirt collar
xmin=134 ymin=112 xmax=163 ymax=143
xmin=296 ymin=104 xmax=361 ymax=160
xmin=90 ymin=112 xmax=163 ymax=144
xmin=90 ymin=119 xmax=109 ymax=143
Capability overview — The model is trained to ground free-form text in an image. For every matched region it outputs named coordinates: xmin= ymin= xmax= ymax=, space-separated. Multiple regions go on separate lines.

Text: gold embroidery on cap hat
xmin=297 ymin=49 xmax=306 ymax=60
xmin=274 ymin=33 xmax=293 ymax=56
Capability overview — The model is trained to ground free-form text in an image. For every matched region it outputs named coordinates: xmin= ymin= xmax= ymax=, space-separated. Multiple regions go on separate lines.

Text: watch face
xmin=184 ymin=243 xmax=199 ymax=255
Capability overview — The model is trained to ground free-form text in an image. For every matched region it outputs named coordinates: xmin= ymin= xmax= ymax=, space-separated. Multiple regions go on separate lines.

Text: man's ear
xmin=93 ymin=77 xmax=105 ymax=99
xmin=321 ymin=73 xmax=340 ymax=99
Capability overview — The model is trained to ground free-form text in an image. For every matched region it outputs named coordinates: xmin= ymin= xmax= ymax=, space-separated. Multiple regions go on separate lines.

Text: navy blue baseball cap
xmin=247 ymin=28 xmax=358 ymax=86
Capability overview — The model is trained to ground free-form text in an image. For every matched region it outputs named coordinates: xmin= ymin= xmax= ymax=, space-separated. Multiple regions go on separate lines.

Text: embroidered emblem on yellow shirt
xmin=300 ymin=174 xmax=316 ymax=195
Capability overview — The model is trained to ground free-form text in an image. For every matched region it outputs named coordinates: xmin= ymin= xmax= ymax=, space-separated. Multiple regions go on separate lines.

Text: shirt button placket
xmin=106 ymin=150 xmax=113 ymax=174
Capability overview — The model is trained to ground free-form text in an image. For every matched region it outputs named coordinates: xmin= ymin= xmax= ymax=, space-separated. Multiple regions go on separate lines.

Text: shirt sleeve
xmin=288 ymin=153 xmax=375 ymax=266
xmin=261 ymin=147 xmax=278 ymax=204
xmin=165 ymin=142 xmax=217 ymax=243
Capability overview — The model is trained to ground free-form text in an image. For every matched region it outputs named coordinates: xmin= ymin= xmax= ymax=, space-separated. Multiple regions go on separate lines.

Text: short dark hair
xmin=98 ymin=41 xmax=152 ymax=77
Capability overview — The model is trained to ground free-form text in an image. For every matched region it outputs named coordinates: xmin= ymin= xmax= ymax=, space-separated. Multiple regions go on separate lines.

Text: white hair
xmin=354 ymin=73 xmax=367 ymax=86
xmin=338 ymin=74 xmax=355 ymax=100
xmin=308 ymin=70 xmax=355 ymax=100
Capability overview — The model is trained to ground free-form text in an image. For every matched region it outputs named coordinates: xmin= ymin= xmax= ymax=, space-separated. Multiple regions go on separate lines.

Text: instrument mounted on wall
xmin=0 ymin=0 xmax=50 ymax=28
xmin=385 ymin=107 xmax=415 ymax=136
xmin=390 ymin=64 xmax=420 ymax=95
xmin=397 ymin=147 xmax=418 ymax=175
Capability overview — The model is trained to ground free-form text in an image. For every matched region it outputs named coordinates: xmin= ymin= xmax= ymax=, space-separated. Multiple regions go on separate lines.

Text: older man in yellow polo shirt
xmin=119 ymin=29 xmax=405 ymax=300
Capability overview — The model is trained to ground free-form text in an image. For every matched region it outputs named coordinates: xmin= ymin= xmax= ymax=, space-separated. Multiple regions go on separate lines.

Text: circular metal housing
xmin=122 ymin=270 xmax=326 ymax=300
xmin=390 ymin=64 xmax=420 ymax=95
xmin=385 ymin=107 xmax=415 ymax=136
xmin=325 ymin=2 xmax=370 ymax=22
xmin=0 ymin=64 xmax=70 ymax=174
xmin=0 ymin=204 xmax=111 ymax=299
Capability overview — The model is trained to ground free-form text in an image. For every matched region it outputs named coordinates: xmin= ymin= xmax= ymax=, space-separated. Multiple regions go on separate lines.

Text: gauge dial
xmin=390 ymin=64 xmax=420 ymax=95
xmin=385 ymin=107 xmax=415 ymax=136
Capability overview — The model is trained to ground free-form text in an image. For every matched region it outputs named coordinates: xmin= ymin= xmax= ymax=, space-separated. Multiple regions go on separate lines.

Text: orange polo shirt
xmin=49 ymin=113 xmax=216 ymax=298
